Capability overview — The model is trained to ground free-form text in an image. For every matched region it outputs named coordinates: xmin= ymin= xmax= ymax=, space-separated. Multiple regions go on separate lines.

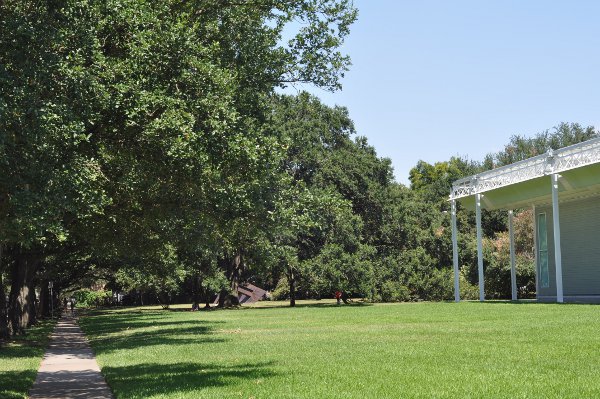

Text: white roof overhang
xmin=450 ymin=137 xmax=600 ymax=211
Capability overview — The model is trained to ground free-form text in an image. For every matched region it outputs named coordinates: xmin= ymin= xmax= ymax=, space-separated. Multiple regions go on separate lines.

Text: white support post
xmin=551 ymin=174 xmax=564 ymax=303
xmin=532 ymin=205 xmax=539 ymax=295
xmin=451 ymin=200 xmax=460 ymax=302
xmin=508 ymin=210 xmax=517 ymax=301
xmin=475 ymin=193 xmax=485 ymax=301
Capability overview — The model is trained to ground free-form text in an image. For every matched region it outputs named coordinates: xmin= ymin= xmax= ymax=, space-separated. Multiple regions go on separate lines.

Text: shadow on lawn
xmin=0 ymin=370 xmax=38 ymax=399
xmin=0 ymin=340 xmax=46 ymax=359
xmin=80 ymin=314 xmax=227 ymax=354
xmin=91 ymin=324 xmax=226 ymax=355
xmin=80 ymin=310 xmax=224 ymax=336
xmin=0 ymin=320 xmax=54 ymax=399
xmin=102 ymin=361 xmax=277 ymax=398
xmin=244 ymin=301 xmax=374 ymax=310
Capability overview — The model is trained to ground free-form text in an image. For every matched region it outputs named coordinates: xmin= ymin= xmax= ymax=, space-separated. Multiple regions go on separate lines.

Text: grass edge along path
xmin=0 ymin=319 xmax=56 ymax=399
xmin=80 ymin=301 xmax=600 ymax=399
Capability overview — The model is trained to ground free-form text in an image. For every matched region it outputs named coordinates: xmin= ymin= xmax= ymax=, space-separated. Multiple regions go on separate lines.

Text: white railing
xmin=450 ymin=137 xmax=600 ymax=199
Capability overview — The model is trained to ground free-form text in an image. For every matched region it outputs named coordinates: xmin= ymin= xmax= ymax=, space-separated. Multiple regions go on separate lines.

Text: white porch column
xmin=475 ymin=193 xmax=485 ymax=301
xmin=508 ymin=210 xmax=517 ymax=301
xmin=451 ymin=200 xmax=460 ymax=302
xmin=551 ymin=174 xmax=564 ymax=303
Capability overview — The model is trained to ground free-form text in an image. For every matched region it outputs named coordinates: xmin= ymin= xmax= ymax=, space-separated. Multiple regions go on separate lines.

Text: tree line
xmin=1 ymin=1 xmax=598 ymax=339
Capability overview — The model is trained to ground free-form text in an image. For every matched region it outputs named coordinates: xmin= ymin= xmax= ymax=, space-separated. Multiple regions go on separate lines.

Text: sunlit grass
xmin=0 ymin=320 xmax=55 ymax=399
xmin=80 ymin=301 xmax=600 ymax=399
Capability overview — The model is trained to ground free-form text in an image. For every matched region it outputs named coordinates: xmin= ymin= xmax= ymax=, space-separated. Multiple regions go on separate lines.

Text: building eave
xmin=450 ymin=137 xmax=600 ymax=208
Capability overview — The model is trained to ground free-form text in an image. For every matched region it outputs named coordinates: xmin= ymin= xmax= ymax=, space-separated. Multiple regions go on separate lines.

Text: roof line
xmin=450 ymin=136 xmax=600 ymax=200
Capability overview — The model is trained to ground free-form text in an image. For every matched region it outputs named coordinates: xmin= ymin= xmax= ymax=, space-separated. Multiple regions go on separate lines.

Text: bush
xmin=72 ymin=289 xmax=112 ymax=307
xmin=271 ymin=277 xmax=290 ymax=300
xmin=459 ymin=269 xmax=479 ymax=300
xmin=379 ymin=280 xmax=411 ymax=302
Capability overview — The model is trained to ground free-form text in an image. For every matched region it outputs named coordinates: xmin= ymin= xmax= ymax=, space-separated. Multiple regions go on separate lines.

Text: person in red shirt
xmin=335 ymin=291 xmax=342 ymax=305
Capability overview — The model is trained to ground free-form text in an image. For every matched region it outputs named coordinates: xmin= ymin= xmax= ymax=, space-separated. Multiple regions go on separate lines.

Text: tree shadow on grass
xmin=80 ymin=310 xmax=225 ymax=337
xmin=0 ymin=340 xmax=47 ymax=359
xmin=0 ymin=370 xmax=38 ymax=399
xmin=0 ymin=320 xmax=54 ymax=398
xmin=90 ymin=324 xmax=227 ymax=355
xmin=102 ymin=361 xmax=277 ymax=398
xmin=241 ymin=301 xmax=374 ymax=310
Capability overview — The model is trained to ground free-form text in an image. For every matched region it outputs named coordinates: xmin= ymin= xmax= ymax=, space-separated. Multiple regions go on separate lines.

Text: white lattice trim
xmin=450 ymin=137 xmax=600 ymax=199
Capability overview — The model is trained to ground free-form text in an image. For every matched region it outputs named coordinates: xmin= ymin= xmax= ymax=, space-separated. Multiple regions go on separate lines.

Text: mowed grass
xmin=0 ymin=320 xmax=55 ymax=399
xmin=80 ymin=301 xmax=600 ymax=399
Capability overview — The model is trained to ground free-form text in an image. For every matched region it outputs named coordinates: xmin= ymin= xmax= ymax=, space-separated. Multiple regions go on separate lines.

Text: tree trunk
xmin=26 ymin=279 xmax=37 ymax=326
xmin=230 ymin=252 xmax=242 ymax=294
xmin=217 ymin=254 xmax=242 ymax=308
xmin=191 ymin=274 xmax=200 ymax=310
xmin=0 ymin=244 xmax=10 ymax=339
xmin=8 ymin=249 xmax=39 ymax=335
xmin=288 ymin=266 xmax=296 ymax=307
xmin=39 ymin=280 xmax=50 ymax=319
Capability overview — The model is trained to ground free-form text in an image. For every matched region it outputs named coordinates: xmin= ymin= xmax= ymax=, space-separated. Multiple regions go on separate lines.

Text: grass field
xmin=0 ymin=320 xmax=55 ymax=399
xmin=79 ymin=301 xmax=600 ymax=399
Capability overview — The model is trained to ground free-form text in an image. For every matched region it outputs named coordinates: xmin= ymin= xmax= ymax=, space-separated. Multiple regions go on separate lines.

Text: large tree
xmin=0 ymin=0 xmax=357 ymax=332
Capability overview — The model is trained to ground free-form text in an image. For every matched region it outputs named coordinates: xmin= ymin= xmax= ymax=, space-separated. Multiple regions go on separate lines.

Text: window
xmin=538 ymin=213 xmax=549 ymax=288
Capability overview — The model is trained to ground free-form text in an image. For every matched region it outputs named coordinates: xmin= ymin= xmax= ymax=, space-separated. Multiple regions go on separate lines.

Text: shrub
xmin=379 ymin=280 xmax=411 ymax=302
xmin=271 ymin=277 xmax=290 ymax=300
xmin=72 ymin=289 xmax=112 ymax=307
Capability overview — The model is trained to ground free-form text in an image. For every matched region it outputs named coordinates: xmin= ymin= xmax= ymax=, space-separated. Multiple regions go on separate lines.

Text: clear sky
xmin=286 ymin=0 xmax=600 ymax=184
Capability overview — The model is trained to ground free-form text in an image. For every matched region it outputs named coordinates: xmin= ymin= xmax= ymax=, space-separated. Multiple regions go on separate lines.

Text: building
xmin=449 ymin=137 xmax=600 ymax=303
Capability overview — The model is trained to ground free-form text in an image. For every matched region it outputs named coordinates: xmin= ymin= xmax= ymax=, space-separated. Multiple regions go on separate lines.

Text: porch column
xmin=451 ymin=200 xmax=460 ymax=302
xmin=551 ymin=174 xmax=564 ymax=303
xmin=508 ymin=210 xmax=517 ymax=301
xmin=475 ymin=193 xmax=484 ymax=301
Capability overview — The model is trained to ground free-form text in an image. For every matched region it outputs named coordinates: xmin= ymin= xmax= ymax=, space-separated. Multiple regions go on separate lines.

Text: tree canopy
xmin=1 ymin=1 xmax=598 ymax=340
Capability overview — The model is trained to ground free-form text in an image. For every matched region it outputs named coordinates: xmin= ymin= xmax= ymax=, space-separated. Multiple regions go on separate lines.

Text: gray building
xmin=449 ymin=137 xmax=600 ymax=303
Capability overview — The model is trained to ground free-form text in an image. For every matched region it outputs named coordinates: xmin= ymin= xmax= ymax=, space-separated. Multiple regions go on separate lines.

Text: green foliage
xmin=379 ymin=280 xmax=411 ymax=302
xmin=72 ymin=289 xmax=112 ymax=308
xmin=303 ymin=243 xmax=376 ymax=298
xmin=483 ymin=122 xmax=598 ymax=168
xmin=110 ymin=244 xmax=188 ymax=309
xmin=2 ymin=0 xmax=599 ymax=316
xmin=0 ymin=0 xmax=358 ymax=328
xmin=458 ymin=271 xmax=479 ymax=300
xmin=271 ymin=277 xmax=290 ymax=300
xmin=200 ymin=271 xmax=229 ymax=296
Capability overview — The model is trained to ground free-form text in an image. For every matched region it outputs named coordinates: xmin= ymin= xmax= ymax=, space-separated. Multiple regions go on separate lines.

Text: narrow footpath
xmin=28 ymin=313 xmax=114 ymax=399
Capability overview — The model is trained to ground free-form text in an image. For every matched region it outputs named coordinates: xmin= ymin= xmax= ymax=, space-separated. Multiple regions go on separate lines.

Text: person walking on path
xmin=28 ymin=313 xmax=114 ymax=399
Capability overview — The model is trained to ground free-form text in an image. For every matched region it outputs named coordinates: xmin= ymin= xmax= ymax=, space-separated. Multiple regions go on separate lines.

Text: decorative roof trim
xmin=450 ymin=137 xmax=600 ymax=200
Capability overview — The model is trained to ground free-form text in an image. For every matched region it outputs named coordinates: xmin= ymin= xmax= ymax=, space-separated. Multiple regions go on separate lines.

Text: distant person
xmin=335 ymin=291 xmax=342 ymax=305
xmin=70 ymin=299 xmax=75 ymax=313
xmin=63 ymin=298 xmax=68 ymax=311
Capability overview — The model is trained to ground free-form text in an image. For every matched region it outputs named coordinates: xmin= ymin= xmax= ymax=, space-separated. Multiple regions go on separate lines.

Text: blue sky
xmin=285 ymin=0 xmax=600 ymax=184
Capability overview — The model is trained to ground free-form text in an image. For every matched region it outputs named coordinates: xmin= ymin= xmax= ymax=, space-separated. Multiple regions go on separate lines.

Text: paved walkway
xmin=29 ymin=313 xmax=114 ymax=399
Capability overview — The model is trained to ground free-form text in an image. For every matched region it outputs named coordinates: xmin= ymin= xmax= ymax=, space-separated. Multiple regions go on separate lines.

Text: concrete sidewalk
xmin=29 ymin=313 xmax=114 ymax=399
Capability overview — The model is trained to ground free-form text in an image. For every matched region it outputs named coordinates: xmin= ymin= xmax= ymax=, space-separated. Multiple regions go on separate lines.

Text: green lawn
xmin=79 ymin=301 xmax=600 ymax=399
xmin=0 ymin=320 xmax=55 ymax=399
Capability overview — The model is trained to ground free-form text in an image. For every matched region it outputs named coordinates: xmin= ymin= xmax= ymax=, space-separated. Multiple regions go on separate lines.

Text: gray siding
xmin=536 ymin=196 xmax=600 ymax=299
